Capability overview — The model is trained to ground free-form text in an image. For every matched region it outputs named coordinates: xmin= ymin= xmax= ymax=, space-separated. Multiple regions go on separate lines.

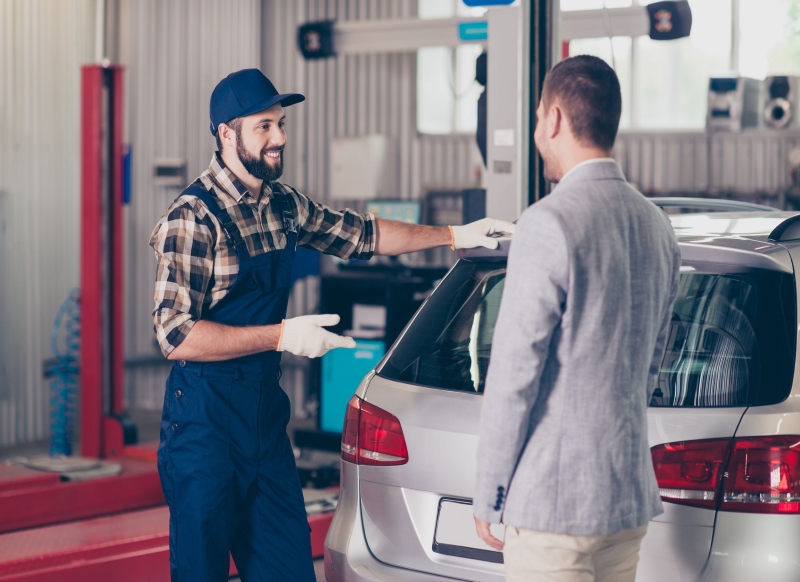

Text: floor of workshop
xmin=0 ymin=407 xmax=328 ymax=582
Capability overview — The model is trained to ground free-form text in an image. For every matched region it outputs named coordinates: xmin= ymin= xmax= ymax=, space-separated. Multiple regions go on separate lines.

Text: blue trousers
xmin=157 ymin=363 xmax=315 ymax=582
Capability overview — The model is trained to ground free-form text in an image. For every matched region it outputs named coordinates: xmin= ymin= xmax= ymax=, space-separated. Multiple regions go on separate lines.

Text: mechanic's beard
xmin=236 ymin=134 xmax=283 ymax=182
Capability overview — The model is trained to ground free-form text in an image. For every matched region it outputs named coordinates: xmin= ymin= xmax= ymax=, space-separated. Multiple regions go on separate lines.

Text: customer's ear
xmin=547 ymin=104 xmax=563 ymax=140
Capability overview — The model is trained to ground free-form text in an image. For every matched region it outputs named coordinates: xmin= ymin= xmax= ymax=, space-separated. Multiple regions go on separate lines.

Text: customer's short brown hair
xmin=541 ymin=55 xmax=621 ymax=151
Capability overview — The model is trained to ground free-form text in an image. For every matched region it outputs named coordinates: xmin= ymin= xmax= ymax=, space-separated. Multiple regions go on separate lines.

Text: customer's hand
xmin=450 ymin=218 xmax=516 ymax=250
xmin=474 ymin=516 xmax=504 ymax=551
xmin=278 ymin=314 xmax=356 ymax=358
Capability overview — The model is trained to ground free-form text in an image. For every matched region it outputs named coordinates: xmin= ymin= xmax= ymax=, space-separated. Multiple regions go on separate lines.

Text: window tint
xmin=378 ymin=259 xmax=505 ymax=392
xmin=651 ymin=267 xmax=796 ymax=408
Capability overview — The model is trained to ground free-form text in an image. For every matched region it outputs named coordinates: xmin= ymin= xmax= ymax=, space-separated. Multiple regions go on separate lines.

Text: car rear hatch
xmin=355 ymin=239 xmax=796 ymax=582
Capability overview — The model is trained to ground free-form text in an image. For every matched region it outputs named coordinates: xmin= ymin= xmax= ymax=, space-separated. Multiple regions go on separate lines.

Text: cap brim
xmin=239 ymin=93 xmax=306 ymax=119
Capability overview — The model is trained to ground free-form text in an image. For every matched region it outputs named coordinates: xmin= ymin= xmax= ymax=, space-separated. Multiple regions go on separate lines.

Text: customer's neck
xmin=555 ymin=147 xmax=613 ymax=182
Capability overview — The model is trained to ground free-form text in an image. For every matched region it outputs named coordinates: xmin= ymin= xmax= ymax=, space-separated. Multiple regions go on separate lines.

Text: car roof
xmin=669 ymin=211 xmax=799 ymax=240
xmin=458 ymin=211 xmax=800 ymax=266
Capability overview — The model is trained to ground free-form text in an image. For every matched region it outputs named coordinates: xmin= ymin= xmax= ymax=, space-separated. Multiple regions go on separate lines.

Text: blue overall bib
xmin=157 ymin=184 xmax=315 ymax=582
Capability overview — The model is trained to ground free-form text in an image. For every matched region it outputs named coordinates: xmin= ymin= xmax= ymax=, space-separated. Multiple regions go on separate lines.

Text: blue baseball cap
xmin=209 ymin=69 xmax=305 ymax=135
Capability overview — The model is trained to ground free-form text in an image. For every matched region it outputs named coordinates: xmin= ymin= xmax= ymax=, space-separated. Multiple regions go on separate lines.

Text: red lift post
xmin=80 ymin=65 xmax=128 ymax=460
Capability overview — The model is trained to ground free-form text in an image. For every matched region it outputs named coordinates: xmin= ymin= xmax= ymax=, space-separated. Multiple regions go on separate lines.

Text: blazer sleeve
xmin=473 ymin=205 xmax=569 ymax=523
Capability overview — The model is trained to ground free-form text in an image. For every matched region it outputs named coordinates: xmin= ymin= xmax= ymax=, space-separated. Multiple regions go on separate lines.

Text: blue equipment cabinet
xmin=320 ymin=339 xmax=385 ymax=434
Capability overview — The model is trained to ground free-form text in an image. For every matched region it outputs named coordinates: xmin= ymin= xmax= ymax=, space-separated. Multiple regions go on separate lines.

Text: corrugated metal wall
xmin=615 ymin=130 xmax=800 ymax=199
xmin=0 ymin=0 xmax=96 ymax=447
xmin=262 ymin=0 xmax=481 ymax=200
xmin=120 ymin=0 xmax=262 ymax=410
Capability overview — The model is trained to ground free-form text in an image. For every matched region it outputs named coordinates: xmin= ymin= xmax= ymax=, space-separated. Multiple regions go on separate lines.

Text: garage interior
xmin=2 ymin=0 xmax=800 ymax=580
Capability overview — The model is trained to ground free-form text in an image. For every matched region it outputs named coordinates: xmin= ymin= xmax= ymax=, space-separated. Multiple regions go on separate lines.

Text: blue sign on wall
xmin=462 ymin=0 xmax=515 ymax=6
xmin=458 ymin=21 xmax=488 ymax=41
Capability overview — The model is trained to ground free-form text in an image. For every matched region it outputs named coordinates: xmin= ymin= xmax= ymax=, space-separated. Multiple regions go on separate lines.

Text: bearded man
xmin=150 ymin=68 xmax=514 ymax=582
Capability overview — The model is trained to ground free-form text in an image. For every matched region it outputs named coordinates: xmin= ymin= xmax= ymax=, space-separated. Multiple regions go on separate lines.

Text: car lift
xmin=0 ymin=65 xmax=333 ymax=582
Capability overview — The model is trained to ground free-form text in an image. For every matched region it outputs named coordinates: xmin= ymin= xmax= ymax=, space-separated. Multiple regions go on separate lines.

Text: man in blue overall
xmin=149 ymin=68 xmax=515 ymax=582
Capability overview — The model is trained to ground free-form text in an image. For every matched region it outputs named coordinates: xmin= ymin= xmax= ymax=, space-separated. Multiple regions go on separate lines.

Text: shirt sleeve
xmin=283 ymin=186 xmax=376 ymax=260
xmin=473 ymin=204 xmax=570 ymax=524
xmin=149 ymin=201 xmax=215 ymax=357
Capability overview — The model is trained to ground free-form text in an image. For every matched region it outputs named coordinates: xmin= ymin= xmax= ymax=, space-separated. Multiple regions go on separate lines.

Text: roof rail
xmin=650 ymin=197 xmax=779 ymax=213
xmin=768 ymin=214 xmax=800 ymax=242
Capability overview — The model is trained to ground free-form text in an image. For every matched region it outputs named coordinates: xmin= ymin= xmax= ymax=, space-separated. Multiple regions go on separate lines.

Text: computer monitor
xmin=320 ymin=338 xmax=385 ymax=434
xmin=364 ymin=200 xmax=421 ymax=225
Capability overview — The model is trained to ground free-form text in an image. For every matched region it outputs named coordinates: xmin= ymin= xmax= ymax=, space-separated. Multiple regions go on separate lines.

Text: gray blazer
xmin=474 ymin=160 xmax=680 ymax=536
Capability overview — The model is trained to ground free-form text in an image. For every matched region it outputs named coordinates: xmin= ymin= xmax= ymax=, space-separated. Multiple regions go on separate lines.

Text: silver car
xmin=325 ymin=203 xmax=800 ymax=582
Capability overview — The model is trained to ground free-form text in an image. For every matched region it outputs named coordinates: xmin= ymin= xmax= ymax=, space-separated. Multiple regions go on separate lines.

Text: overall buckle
xmin=283 ymin=211 xmax=297 ymax=235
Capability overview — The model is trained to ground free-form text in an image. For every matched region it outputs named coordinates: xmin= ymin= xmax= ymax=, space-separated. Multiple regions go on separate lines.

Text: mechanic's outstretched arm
xmin=167 ymin=314 xmax=354 ymax=362
xmin=472 ymin=206 xmax=569 ymax=551
xmin=375 ymin=218 xmax=515 ymax=255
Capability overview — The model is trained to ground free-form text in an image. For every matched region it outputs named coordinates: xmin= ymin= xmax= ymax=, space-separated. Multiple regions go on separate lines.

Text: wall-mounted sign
xmin=458 ymin=21 xmax=488 ymax=41
xmin=462 ymin=0 xmax=515 ymax=6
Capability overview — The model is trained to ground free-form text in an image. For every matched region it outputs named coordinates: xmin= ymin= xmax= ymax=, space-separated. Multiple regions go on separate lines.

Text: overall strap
xmin=273 ymin=185 xmax=298 ymax=236
xmin=181 ymin=181 xmax=249 ymax=260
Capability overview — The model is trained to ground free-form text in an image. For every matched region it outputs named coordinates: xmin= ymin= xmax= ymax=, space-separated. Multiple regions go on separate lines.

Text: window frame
xmin=416 ymin=1 xmax=752 ymax=133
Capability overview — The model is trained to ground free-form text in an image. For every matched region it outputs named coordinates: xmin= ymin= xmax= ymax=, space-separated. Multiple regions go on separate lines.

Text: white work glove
xmin=450 ymin=218 xmax=516 ymax=250
xmin=278 ymin=314 xmax=356 ymax=359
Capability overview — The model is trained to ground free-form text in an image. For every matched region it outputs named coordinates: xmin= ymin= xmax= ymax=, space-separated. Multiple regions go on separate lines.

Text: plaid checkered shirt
xmin=150 ymin=154 xmax=376 ymax=356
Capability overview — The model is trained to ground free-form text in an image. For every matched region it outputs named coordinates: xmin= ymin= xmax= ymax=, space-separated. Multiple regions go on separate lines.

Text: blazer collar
xmin=556 ymin=159 xmax=625 ymax=189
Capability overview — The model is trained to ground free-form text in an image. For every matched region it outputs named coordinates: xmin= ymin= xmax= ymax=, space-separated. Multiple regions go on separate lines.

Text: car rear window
xmin=378 ymin=258 xmax=797 ymax=407
xmin=378 ymin=259 xmax=505 ymax=393
xmin=651 ymin=264 xmax=796 ymax=407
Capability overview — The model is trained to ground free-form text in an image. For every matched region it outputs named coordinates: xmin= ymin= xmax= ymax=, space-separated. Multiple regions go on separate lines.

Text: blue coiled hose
xmin=50 ymin=289 xmax=80 ymax=456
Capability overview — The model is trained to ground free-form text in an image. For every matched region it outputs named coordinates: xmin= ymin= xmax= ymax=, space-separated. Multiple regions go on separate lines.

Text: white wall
xmin=616 ymin=130 xmax=800 ymax=202
xmin=0 ymin=0 xmax=97 ymax=447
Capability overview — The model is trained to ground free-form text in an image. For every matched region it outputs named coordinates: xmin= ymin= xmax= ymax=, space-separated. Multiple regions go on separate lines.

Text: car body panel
xmin=357 ymin=376 xmax=500 ymax=580
xmin=325 ymin=463 xmax=455 ymax=582
xmin=702 ymin=513 xmax=800 ymax=581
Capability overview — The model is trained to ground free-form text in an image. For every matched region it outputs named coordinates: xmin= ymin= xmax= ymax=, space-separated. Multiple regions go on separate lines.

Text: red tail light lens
xmin=651 ymin=439 xmax=729 ymax=509
xmin=340 ymin=396 xmax=409 ymax=466
xmin=652 ymin=435 xmax=800 ymax=514
xmin=721 ymin=436 xmax=800 ymax=514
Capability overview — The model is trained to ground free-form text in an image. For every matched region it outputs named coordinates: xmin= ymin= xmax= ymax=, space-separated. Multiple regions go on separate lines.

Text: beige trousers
xmin=503 ymin=525 xmax=648 ymax=582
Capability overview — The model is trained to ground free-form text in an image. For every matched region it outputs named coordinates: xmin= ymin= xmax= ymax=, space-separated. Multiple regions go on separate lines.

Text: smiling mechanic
xmin=149 ymin=68 xmax=515 ymax=582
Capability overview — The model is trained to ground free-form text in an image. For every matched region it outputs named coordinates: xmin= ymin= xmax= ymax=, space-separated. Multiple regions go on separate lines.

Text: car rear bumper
xmin=324 ymin=462 xmax=450 ymax=582
xmin=326 ymin=463 xmax=800 ymax=582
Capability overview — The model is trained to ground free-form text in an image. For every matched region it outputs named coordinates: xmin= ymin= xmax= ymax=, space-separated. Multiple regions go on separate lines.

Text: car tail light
xmin=651 ymin=438 xmax=729 ymax=509
xmin=721 ymin=436 xmax=800 ymax=514
xmin=340 ymin=396 xmax=408 ymax=466
xmin=652 ymin=435 xmax=800 ymax=514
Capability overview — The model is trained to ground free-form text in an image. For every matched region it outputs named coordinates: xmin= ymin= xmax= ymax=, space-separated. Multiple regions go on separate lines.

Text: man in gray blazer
xmin=473 ymin=55 xmax=680 ymax=581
